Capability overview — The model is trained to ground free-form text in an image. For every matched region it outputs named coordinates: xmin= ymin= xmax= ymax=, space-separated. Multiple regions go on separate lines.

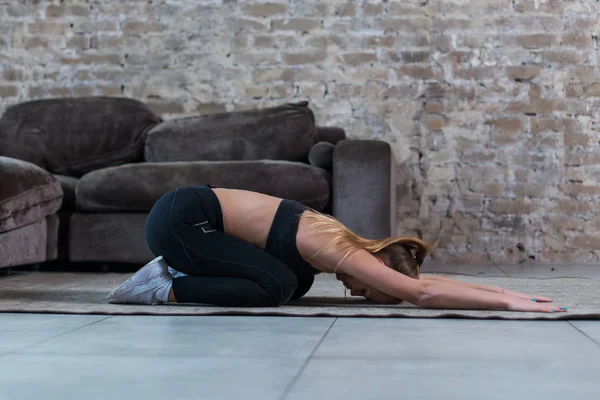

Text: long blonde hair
xmin=303 ymin=210 xmax=436 ymax=277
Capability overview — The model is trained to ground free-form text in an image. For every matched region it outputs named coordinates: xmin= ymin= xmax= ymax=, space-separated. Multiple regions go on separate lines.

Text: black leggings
xmin=145 ymin=186 xmax=316 ymax=307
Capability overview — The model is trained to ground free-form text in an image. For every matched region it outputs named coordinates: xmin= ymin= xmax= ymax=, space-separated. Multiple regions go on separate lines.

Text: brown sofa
xmin=0 ymin=97 xmax=396 ymax=269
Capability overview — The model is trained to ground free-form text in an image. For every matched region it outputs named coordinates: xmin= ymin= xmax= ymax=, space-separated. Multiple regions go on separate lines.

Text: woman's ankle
xmin=168 ymin=288 xmax=177 ymax=303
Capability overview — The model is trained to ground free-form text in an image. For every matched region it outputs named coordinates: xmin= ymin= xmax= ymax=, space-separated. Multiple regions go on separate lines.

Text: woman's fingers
xmin=542 ymin=305 xmax=567 ymax=313
xmin=507 ymin=298 xmax=568 ymax=313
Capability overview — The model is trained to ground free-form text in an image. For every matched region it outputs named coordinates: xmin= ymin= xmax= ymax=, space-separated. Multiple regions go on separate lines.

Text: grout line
xmin=278 ymin=317 xmax=337 ymax=400
xmin=0 ymin=315 xmax=113 ymax=359
xmin=567 ymin=321 xmax=600 ymax=348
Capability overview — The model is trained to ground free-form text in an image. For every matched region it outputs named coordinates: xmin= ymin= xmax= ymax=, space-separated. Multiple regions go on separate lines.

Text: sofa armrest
xmin=332 ymin=140 xmax=396 ymax=239
xmin=0 ymin=156 xmax=63 ymax=233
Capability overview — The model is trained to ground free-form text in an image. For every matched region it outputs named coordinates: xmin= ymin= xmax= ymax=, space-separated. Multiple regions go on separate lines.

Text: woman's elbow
xmin=413 ymin=282 xmax=435 ymax=308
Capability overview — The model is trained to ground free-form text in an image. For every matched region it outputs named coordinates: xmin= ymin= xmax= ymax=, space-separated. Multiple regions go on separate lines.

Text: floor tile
xmin=570 ymin=321 xmax=600 ymax=345
xmin=0 ymin=313 xmax=107 ymax=355
xmin=0 ymin=353 xmax=303 ymax=400
xmin=285 ymin=358 xmax=600 ymax=400
xmin=315 ymin=319 xmax=597 ymax=361
xmin=20 ymin=315 xmax=334 ymax=358
xmin=496 ymin=264 xmax=600 ymax=279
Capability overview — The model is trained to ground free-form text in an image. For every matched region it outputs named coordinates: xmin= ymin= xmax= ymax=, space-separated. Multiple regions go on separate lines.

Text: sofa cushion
xmin=0 ymin=97 xmax=160 ymax=177
xmin=76 ymin=160 xmax=331 ymax=213
xmin=69 ymin=213 xmax=153 ymax=263
xmin=144 ymin=101 xmax=318 ymax=163
xmin=0 ymin=156 xmax=63 ymax=233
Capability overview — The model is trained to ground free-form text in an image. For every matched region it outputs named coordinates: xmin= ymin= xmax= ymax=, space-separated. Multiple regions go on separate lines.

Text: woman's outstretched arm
xmin=338 ymin=250 xmax=566 ymax=313
xmin=420 ymin=275 xmax=553 ymax=302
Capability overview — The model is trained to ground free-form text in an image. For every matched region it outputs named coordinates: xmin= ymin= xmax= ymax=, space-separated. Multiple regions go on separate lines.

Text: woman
xmin=107 ymin=185 xmax=567 ymax=313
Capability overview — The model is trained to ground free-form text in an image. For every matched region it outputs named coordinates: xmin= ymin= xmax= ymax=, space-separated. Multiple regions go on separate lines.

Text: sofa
xmin=0 ymin=97 xmax=397 ymax=269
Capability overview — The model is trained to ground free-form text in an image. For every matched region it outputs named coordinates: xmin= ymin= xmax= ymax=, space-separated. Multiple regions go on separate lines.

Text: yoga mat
xmin=0 ymin=271 xmax=598 ymax=320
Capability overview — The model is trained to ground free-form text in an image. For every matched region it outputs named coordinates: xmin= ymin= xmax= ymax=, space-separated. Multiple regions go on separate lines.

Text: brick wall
xmin=1 ymin=0 xmax=600 ymax=264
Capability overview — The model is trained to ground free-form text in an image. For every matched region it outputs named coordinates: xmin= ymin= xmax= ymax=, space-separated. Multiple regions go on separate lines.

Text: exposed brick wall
xmin=2 ymin=0 xmax=600 ymax=264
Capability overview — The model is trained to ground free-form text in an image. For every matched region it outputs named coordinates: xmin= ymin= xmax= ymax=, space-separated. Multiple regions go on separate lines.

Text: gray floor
xmin=1 ymin=264 xmax=599 ymax=400
xmin=0 ymin=315 xmax=599 ymax=400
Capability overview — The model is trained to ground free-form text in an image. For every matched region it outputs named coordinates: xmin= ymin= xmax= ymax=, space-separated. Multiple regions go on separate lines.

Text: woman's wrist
xmin=500 ymin=292 xmax=512 ymax=309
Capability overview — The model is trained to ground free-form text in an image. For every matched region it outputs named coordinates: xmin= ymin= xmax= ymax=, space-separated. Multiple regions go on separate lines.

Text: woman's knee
xmin=291 ymin=275 xmax=315 ymax=301
xmin=262 ymin=271 xmax=298 ymax=306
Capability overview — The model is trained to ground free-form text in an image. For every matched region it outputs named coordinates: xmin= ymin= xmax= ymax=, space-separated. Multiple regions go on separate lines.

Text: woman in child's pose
xmin=107 ymin=185 xmax=566 ymax=313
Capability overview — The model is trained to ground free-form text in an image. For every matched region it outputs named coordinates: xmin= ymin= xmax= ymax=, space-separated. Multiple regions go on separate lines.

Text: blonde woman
xmin=107 ymin=185 xmax=566 ymax=313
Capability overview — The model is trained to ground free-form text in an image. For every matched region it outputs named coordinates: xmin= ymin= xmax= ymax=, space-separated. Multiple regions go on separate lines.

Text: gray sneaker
xmin=106 ymin=256 xmax=172 ymax=305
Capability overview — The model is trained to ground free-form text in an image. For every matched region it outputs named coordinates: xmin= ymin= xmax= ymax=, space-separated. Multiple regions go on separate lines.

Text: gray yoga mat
xmin=0 ymin=271 xmax=597 ymax=320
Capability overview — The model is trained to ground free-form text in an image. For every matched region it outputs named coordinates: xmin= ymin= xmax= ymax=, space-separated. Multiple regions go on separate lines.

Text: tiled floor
xmin=0 ymin=314 xmax=598 ymax=400
xmin=1 ymin=264 xmax=599 ymax=399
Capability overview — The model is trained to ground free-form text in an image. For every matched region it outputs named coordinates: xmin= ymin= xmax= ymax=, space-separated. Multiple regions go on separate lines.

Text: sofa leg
xmin=1 ymin=263 xmax=40 ymax=275
xmin=101 ymin=263 xmax=110 ymax=272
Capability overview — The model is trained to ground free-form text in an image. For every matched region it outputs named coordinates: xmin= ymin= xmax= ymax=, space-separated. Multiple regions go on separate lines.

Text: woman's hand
xmin=506 ymin=297 xmax=567 ymax=313
xmin=502 ymin=289 xmax=552 ymax=302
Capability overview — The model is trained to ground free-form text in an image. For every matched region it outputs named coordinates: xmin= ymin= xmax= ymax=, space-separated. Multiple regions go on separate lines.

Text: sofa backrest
xmin=144 ymin=101 xmax=318 ymax=163
xmin=0 ymin=97 xmax=160 ymax=177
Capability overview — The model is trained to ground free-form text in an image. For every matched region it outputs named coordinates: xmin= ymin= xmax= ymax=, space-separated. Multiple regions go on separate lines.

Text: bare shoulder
xmin=295 ymin=211 xmax=343 ymax=273
xmin=296 ymin=212 xmax=381 ymax=275
xmin=296 ymin=214 xmax=423 ymax=302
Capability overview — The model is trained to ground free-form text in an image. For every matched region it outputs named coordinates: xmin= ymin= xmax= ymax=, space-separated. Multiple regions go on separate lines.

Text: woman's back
xmin=214 ymin=188 xmax=337 ymax=273
xmin=212 ymin=188 xmax=283 ymax=250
